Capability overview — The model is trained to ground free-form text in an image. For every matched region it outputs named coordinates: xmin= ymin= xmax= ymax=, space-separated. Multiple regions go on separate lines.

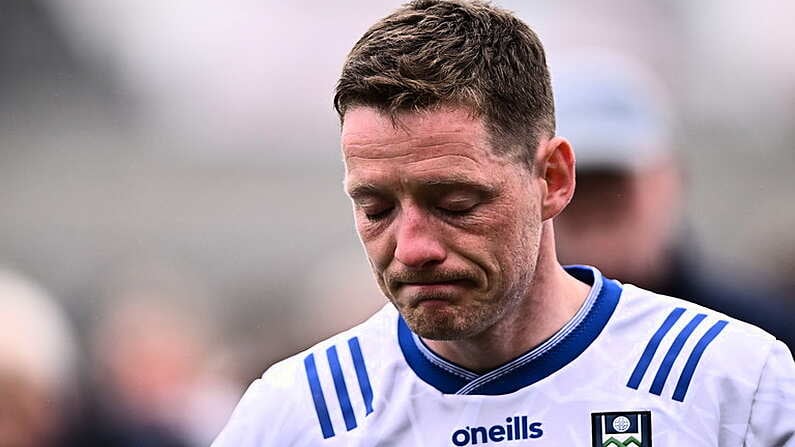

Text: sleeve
xmin=211 ymin=360 xmax=315 ymax=447
xmin=744 ymin=340 xmax=795 ymax=446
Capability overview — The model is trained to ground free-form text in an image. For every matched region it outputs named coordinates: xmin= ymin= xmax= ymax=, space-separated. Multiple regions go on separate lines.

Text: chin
xmin=402 ymin=305 xmax=489 ymax=341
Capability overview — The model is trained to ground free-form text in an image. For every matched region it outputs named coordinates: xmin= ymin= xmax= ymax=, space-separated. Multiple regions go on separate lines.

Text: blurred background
xmin=0 ymin=0 xmax=793 ymax=446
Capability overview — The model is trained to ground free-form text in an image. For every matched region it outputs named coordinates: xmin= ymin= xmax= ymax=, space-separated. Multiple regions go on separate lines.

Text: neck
xmin=422 ymin=223 xmax=591 ymax=373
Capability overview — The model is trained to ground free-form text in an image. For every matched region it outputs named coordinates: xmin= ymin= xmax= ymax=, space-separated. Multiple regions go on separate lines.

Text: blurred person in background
xmin=553 ymin=49 xmax=795 ymax=349
xmin=0 ymin=269 xmax=78 ymax=447
xmin=73 ymin=268 xmax=240 ymax=447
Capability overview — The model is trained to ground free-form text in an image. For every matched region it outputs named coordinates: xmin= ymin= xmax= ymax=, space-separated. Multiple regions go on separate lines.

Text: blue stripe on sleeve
xmin=627 ymin=307 xmax=686 ymax=389
xmin=348 ymin=337 xmax=374 ymax=415
xmin=672 ymin=320 xmax=729 ymax=402
xmin=326 ymin=345 xmax=358 ymax=431
xmin=304 ymin=353 xmax=335 ymax=439
xmin=649 ymin=313 xmax=706 ymax=395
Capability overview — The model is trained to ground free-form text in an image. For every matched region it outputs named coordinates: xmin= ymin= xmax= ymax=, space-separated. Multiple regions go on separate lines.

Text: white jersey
xmin=213 ymin=266 xmax=795 ymax=446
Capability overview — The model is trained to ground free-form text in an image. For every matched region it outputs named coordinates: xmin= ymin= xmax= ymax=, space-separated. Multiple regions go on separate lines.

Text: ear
xmin=535 ymin=136 xmax=576 ymax=221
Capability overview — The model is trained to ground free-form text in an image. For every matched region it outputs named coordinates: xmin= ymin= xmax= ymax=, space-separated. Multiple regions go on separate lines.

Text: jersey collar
xmin=397 ymin=265 xmax=622 ymax=395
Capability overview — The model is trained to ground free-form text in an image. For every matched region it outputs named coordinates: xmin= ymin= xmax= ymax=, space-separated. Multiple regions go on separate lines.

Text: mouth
xmin=400 ymin=279 xmax=470 ymax=287
xmin=398 ymin=276 xmax=473 ymax=287
xmin=386 ymin=268 xmax=480 ymax=304
xmin=395 ymin=279 xmax=475 ymax=304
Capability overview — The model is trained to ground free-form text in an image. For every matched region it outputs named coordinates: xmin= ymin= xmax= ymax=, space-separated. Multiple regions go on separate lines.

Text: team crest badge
xmin=591 ymin=411 xmax=652 ymax=447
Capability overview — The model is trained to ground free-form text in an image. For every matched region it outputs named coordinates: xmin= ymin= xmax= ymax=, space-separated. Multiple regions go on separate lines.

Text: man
xmin=213 ymin=1 xmax=795 ymax=445
xmin=552 ymin=50 xmax=795 ymax=349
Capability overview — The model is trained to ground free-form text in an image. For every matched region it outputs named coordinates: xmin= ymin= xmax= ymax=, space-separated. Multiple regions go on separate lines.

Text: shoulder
xmin=616 ymin=282 xmax=776 ymax=348
xmin=212 ymin=304 xmax=399 ymax=446
xmin=609 ymin=283 xmax=780 ymax=402
xmin=284 ymin=302 xmax=400 ymax=395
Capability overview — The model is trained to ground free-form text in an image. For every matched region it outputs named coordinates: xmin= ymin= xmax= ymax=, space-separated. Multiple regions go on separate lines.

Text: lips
xmin=396 ymin=278 xmax=474 ymax=290
xmin=388 ymin=270 xmax=476 ymax=286
xmin=400 ymin=278 xmax=468 ymax=286
xmin=392 ymin=279 xmax=476 ymax=307
xmin=386 ymin=270 xmax=480 ymax=303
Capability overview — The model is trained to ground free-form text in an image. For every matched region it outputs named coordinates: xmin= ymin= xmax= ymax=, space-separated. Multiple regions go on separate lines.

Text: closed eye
xmin=437 ymin=203 xmax=477 ymax=216
xmin=436 ymin=195 xmax=480 ymax=216
xmin=350 ymin=189 xmax=394 ymax=222
xmin=364 ymin=207 xmax=393 ymax=221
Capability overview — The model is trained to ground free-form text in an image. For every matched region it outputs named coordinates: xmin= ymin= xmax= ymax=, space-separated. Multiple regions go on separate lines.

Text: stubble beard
xmin=404 ymin=286 xmax=525 ymax=341
xmin=382 ymin=255 xmax=537 ymax=341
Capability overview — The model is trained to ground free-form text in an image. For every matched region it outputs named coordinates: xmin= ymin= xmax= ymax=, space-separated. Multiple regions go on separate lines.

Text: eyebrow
xmin=346 ymin=177 xmax=498 ymax=200
xmin=346 ymin=183 xmax=384 ymax=200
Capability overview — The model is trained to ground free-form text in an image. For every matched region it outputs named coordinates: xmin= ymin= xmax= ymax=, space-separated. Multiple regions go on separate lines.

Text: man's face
xmin=342 ymin=107 xmax=544 ymax=340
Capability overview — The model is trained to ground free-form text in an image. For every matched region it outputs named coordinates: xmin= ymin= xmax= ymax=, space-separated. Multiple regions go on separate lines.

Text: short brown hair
xmin=334 ymin=0 xmax=555 ymax=165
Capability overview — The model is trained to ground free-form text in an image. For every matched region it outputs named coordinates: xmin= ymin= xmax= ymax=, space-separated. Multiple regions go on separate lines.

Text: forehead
xmin=341 ymin=107 xmax=511 ymax=186
xmin=342 ymin=106 xmax=487 ymax=149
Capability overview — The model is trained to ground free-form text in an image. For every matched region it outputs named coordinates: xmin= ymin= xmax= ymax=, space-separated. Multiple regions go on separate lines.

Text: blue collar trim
xmin=397 ymin=265 xmax=622 ymax=395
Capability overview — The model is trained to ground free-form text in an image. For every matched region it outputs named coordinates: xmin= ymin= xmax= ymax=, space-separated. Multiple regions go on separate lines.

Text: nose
xmin=393 ymin=206 xmax=447 ymax=269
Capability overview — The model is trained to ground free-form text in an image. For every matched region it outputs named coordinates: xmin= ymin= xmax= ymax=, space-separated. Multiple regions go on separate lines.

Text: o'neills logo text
xmin=451 ymin=416 xmax=543 ymax=446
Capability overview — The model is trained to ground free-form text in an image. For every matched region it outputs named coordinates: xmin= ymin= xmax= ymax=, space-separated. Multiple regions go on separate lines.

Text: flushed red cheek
xmin=361 ymin=238 xmax=392 ymax=272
